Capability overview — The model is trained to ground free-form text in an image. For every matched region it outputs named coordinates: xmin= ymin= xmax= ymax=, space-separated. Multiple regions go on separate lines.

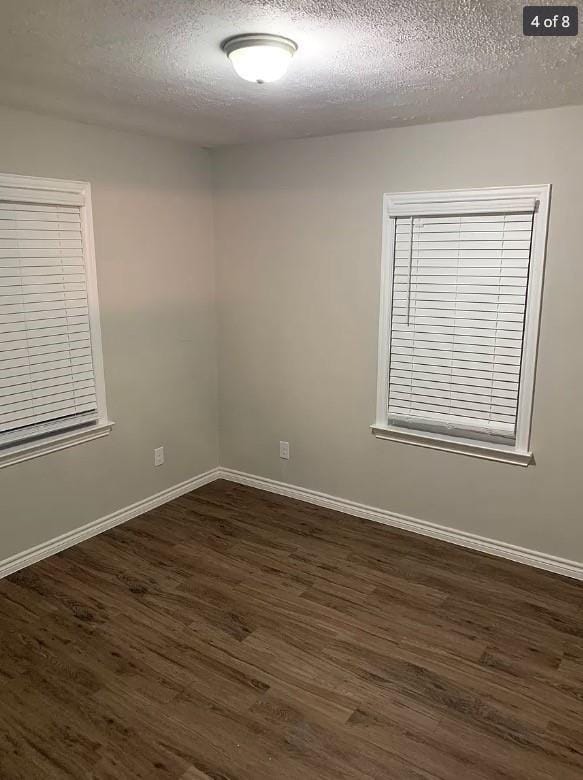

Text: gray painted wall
xmin=212 ymin=106 xmax=583 ymax=562
xmin=0 ymin=106 xmax=219 ymax=559
xmin=2 ymin=103 xmax=582 ymax=568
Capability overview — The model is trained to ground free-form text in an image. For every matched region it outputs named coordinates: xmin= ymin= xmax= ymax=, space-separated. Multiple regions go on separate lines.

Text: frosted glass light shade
xmin=222 ymin=34 xmax=297 ymax=84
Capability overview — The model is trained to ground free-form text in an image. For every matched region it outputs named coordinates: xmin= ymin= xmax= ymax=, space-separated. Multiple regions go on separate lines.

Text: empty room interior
xmin=1 ymin=1 xmax=583 ymax=777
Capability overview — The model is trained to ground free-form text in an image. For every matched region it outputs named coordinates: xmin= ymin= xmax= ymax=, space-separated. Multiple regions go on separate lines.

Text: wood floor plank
xmin=1 ymin=479 xmax=583 ymax=778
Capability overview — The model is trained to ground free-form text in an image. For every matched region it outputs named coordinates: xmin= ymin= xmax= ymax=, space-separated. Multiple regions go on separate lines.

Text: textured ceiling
xmin=1 ymin=0 xmax=582 ymax=146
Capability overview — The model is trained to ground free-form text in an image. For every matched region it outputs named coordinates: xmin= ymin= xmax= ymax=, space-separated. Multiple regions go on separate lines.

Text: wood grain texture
xmin=1 ymin=479 xmax=583 ymax=779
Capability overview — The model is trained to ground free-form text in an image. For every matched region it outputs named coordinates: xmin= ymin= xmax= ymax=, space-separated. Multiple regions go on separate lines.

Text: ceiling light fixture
xmin=222 ymin=34 xmax=298 ymax=84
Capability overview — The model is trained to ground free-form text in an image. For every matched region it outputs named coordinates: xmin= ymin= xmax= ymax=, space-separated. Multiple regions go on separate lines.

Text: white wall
xmin=0 ymin=106 xmax=218 ymax=559
xmin=212 ymin=106 xmax=583 ymax=562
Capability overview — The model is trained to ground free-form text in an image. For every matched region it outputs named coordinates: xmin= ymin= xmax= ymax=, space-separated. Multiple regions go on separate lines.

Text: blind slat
xmin=389 ymin=380 xmax=518 ymax=400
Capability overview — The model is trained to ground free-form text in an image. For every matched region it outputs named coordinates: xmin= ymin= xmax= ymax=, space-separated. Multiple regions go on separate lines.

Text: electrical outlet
xmin=154 ymin=446 xmax=165 ymax=466
xmin=279 ymin=441 xmax=290 ymax=460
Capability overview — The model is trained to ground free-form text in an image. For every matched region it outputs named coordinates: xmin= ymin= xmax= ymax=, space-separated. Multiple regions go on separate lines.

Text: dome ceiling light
xmin=222 ymin=34 xmax=298 ymax=84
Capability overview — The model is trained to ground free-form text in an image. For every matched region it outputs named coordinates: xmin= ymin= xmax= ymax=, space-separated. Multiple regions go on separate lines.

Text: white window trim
xmin=0 ymin=420 xmax=114 ymax=470
xmin=0 ymin=172 xmax=112 ymax=469
xmin=372 ymin=184 xmax=551 ymax=466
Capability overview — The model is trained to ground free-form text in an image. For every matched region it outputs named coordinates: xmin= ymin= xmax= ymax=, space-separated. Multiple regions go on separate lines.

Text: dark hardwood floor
xmin=1 ymin=480 xmax=583 ymax=778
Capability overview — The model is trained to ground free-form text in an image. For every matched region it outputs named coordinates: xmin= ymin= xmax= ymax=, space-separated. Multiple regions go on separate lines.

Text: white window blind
xmin=0 ymin=200 xmax=99 ymax=447
xmin=387 ymin=210 xmax=534 ymax=440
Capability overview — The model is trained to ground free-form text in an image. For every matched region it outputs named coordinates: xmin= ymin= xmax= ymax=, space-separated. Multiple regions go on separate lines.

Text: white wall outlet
xmin=279 ymin=441 xmax=290 ymax=460
xmin=154 ymin=446 xmax=165 ymax=466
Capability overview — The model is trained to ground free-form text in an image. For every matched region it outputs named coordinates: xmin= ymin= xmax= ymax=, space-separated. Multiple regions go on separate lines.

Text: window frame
xmin=0 ymin=172 xmax=112 ymax=469
xmin=372 ymin=184 xmax=551 ymax=466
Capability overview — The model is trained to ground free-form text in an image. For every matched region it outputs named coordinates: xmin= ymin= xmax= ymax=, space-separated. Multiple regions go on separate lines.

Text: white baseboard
xmin=218 ymin=468 xmax=583 ymax=582
xmin=0 ymin=467 xmax=221 ymax=580
xmin=3 ymin=464 xmax=582 ymax=584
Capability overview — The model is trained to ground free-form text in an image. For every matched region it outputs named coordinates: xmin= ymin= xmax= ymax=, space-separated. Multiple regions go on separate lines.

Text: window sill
xmin=0 ymin=421 xmax=114 ymax=470
xmin=370 ymin=424 xmax=532 ymax=466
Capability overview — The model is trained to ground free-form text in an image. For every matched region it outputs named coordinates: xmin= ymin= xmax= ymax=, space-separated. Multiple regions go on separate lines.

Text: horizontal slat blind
xmin=387 ymin=211 xmax=534 ymax=438
xmin=0 ymin=202 xmax=98 ymax=444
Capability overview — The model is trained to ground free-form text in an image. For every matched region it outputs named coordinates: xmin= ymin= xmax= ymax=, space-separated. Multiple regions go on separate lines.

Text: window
xmin=0 ymin=172 xmax=111 ymax=468
xmin=372 ymin=185 xmax=550 ymax=466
